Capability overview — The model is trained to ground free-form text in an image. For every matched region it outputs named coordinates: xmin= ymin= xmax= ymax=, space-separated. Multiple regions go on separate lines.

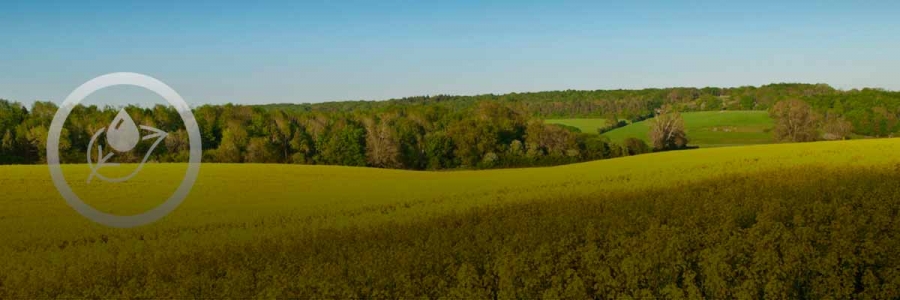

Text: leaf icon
xmin=106 ymin=109 xmax=140 ymax=152
xmin=87 ymin=122 xmax=168 ymax=184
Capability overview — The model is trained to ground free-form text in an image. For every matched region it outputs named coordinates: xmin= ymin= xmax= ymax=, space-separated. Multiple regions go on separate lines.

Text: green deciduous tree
xmin=317 ymin=121 xmax=366 ymax=166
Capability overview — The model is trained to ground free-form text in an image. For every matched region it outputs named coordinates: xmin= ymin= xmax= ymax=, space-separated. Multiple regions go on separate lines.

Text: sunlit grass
xmin=544 ymin=118 xmax=609 ymax=133
xmin=550 ymin=111 xmax=774 ymax=147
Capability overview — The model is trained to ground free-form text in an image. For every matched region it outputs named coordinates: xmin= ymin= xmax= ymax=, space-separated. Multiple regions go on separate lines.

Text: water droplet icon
xmin=106 ymin=109 xmax=140 ymax=152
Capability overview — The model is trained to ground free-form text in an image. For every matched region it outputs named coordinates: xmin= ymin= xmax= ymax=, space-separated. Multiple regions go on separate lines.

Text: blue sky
xmin=1 ymin=0 xmax=899 ymax=106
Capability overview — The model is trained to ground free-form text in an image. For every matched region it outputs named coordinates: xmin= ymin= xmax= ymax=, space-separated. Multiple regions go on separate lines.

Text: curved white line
xmin=86 ymin=126 xmax=168 ymax=183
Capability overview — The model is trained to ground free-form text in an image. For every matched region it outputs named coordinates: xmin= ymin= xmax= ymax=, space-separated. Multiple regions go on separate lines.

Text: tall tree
xmin=215 ymin=124 xmax=248 ymax=163
xmin=317 ymin=120 xmax=366 ymax=166
xmin=870 ymin=107 xmax=899 ymax=137
xmin=649 ymin=105 xmax=688 ymax=151
xmin=245 ymin=137 xmax=279 ymax=163
xmin=289 ymin=126 xmax=315 ymax=164
xmin=364 ymin=115 xmax=401 ymax=168
xmin=270 ymin=110 xmax=295 ymax=162
xmin=423 ymin=131 xmax=455 ymax=170
xmin=821 ymin=113 xmax=853 ymax=140
xmin=770 ymin=99 xmax=820 ymax=143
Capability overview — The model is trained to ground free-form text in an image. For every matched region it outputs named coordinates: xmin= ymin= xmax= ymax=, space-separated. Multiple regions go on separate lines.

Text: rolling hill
xmin=548 ymin=111 xmax=774 ymax=148
xmin=1 ymin=138 xmax=899 ymax=298
xmin=544 ymin=118 xmax=610 ymax=134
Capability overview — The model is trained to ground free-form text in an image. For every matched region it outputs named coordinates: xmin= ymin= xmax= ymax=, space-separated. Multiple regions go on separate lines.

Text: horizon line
xmin=3 ymin=82 xmax=898 ymax=108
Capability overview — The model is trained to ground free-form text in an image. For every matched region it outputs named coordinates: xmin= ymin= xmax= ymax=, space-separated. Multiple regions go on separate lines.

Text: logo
xmin=87 ymin=108 xmax=168 ymax=183
xmin=47 ymin=73 xmax=202 ymax=228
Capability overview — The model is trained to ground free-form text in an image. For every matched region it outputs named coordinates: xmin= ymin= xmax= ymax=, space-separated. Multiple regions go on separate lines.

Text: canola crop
xmin=1 ymin=138 xmax=899 ymax=298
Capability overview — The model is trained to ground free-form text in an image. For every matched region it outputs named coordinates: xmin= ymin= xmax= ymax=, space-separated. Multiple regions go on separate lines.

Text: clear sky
xmin=2 ymin=0 xmax=899 ymax=106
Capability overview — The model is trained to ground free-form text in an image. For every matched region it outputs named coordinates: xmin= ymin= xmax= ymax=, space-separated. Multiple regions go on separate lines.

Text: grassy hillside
xmin=544 ymin=118 xmax=609 ymax=133
xmin=604 ymin=110 xmax=774 ymax=147
xmin=549 ymin=111 xmax=774 ymax=148
xmin=2 ymin=138 xmax=899 ymax=297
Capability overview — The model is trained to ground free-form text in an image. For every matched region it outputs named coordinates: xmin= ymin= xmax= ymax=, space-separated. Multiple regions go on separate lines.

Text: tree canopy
xmin=2 ymin=83 xmax=900 ymax=168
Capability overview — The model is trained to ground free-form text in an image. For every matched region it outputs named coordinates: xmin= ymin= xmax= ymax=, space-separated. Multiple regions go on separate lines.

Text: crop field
xmin=2 ymin=138 xmax=900 ymax=298
xmin=551 ymin=111 xmax=774 ymax=148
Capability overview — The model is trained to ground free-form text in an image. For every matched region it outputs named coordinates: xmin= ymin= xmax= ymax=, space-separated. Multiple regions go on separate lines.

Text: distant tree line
xmin=264 ymin=83 xmax=900 ymax=137
xmin=769 ymin=98 xmax=869 ymax=143
xmin=2 ymin=83 xmax=899 ymax=168
xmin=0 ymin=100 xmax=649 ymax=168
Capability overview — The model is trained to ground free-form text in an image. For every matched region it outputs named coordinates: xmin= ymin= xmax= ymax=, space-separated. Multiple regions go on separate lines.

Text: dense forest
xmin=2 ymin=83 xmax=900 ymax=168
xmin=0 ymin=100 xmax=640 ymax=168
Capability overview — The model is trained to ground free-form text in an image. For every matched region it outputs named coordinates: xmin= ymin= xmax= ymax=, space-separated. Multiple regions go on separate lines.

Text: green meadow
xmin=549 ymin=111 xmax=775 ymax=148
xmin=544 ymin=118 xmax=609 ymax=134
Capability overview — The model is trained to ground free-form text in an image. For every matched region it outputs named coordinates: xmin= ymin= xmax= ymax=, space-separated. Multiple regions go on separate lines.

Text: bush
xmin=623 ymin=137 xmax=650 ymax=155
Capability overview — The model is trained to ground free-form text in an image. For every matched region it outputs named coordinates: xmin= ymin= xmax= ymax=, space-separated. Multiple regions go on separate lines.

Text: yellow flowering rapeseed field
xmin=1 ymin=138 xmax=900 ymax=298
